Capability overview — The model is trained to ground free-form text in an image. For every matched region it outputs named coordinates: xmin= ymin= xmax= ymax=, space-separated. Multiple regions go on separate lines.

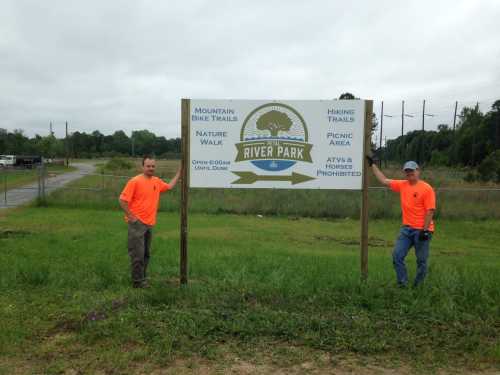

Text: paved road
xmin=0 ymin=163 xmax=96 ymax=209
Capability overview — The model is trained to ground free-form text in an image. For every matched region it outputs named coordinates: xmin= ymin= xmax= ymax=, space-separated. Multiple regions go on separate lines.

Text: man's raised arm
xmin=366 ymin=156 xmax=391 ymax=186
xmin=167 ymin=167 xmax=182 ymax=189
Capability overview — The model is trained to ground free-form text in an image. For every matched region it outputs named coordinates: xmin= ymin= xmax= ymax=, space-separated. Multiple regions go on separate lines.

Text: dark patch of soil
xmin=0 ymin=229 xmax=32 ymax=239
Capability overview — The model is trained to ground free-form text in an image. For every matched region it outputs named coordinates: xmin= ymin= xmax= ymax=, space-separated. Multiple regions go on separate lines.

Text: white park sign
xmin=188 ymin=99 xmax=370 ymax=189
xmin=178 ymin=98 xmax=373 ymax=284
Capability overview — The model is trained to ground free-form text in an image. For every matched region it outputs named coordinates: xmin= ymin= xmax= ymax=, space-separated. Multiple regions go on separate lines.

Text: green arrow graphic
xmin=231 ymin=171 xmax=316 ymax=185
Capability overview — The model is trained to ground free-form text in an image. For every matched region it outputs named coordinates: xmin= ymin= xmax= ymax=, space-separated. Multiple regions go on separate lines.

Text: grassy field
xmin=0 ymin=207 xmax=499 ymax=374
xmin=44 ymin=159 xmax=500 ymax=220
xmin=0 ymin=164 xmax=77 ymax=193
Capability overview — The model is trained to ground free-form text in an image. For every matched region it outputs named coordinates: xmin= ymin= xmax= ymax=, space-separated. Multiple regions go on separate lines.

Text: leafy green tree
xmin=256 ymin=110 xmax=293 ymax=137
xmin=339 ymin=92 xmax=356 ymax=100
xmin=383 ymin=100 xmax=500 ymax=169
xmin=131 ymin=130 xmax=157 ymax=156
xmin=34 ymin=135 xmax=63 ymax=158
xmin=114 ymin=131 xmax=131 ymax=155
xmin=0 ymin=127 xmax=181 ymax=158
xmin=477 ymin=151 xmax=500 ymax=182
xmin=337 ymin=92 xmax=378 ymax=145
xmin=0 ymin=128 xmax=7 ymax=153
xmin=91 ymin=130 xmax=104 ymax=154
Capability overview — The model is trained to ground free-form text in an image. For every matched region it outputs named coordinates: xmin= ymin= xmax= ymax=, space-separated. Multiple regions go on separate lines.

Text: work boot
xmin=133 ymin=280 xmax=150 ymax=289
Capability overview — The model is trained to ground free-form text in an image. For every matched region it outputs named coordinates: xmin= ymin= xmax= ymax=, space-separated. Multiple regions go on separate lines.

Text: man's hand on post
xmin=167 ymin=167 xmax=182 ymax=189
xmin=366 ymin=154 xmax=391 ymax=186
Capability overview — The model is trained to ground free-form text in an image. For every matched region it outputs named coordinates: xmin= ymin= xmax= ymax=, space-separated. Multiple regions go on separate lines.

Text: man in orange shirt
xmin=119 ymin=156 xmax=181 ymax=288
xmin=368 ymin=158 xmax=436 ymax=287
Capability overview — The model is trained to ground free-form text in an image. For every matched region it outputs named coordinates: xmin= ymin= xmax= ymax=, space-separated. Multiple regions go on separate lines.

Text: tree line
xmin=0 ymin=129 xmax=181 ymax=159
xmin=2 ymin=97 xmax=499 ymax=181
xmin=381 ymin=100 xmax=500 ymax=181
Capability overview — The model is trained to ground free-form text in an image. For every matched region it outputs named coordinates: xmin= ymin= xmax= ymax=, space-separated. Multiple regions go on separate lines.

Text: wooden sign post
xmin=180 ymin=98 xmax=190 ymax=285
xmin=360 ymin=100 xmax=373 ymax=281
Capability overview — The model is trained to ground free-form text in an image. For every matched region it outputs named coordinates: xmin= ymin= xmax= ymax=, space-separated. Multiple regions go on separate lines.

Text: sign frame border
xmin=179 ymin=98 xmax=373 ymax=284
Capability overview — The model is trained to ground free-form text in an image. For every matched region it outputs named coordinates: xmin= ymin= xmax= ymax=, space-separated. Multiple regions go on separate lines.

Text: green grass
xmin=40 ymin=159 xmax=500 ymax=220
xmin=0 ymin=207 xmax=499 ymax=373
xmin=0 ymin=165 xmax=77 ymax=193
xmin=47 ymin=172 xmax=500 ymax=220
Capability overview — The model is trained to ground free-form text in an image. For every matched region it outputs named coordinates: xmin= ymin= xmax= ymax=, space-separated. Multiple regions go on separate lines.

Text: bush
xmin=463 ymin=171 xmax=477 ymax=183
xmin=103 ymin=157 xmax=134 ymax=172
xmin=477 ymin=151 xmax=500 ymax=182
xmin=430 ymin=150 xmax=449 ymax=166
xmin=158 ymin=152 xmax=181 ymax=160
xmin=101 ymin=151 xmax=129 ymax=158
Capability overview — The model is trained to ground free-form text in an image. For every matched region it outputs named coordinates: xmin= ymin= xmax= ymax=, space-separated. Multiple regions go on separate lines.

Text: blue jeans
xmin=392 ymin=226 xmax=432 ymax=287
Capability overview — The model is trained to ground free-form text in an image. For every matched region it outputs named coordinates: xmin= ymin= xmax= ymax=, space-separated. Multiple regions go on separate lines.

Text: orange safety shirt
xmin=389 ymin=179 xmax=436 ymax=231
xmin=119 ymin=175 xmax=171 ymax=226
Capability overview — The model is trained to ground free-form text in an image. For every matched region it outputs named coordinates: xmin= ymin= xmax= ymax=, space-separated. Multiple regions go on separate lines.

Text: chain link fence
xmin=2 ymin=166 xmax=495 ymax=220
xmin=1 ymin=166 xmax=46 ymax=208
xmin=0 ymin=163 xmax=92 ymax=208
xmin=2 ymin=163 xmax=500 ymax=219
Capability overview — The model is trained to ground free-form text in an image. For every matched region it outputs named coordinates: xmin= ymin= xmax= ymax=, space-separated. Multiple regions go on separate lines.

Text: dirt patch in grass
xmin=111 ymin=298 xmax=127 ymax=310
xmin=314 ymin=235 xmax=393 ymax=247
xmin=0 ymin=229 xmax=32 ymax=239
xmin=0 ymin=358 xmax=36 ymax=375
xmin=2 ymin=339 xmax=499 ymax=374
xmin=438 ymin=250 xmax=464 ymax=256
xmin=49 ymin=298 xmax=129 ymax=336
xmin=2 ymin=354 xmax=498 ymax=375
xmin=52 ymin=318 xmax=83 ymax=334
xmin=85 ymin=310 xmax=108 ymax=322
xmin=138 ymin=350 xmax=499 ymax=374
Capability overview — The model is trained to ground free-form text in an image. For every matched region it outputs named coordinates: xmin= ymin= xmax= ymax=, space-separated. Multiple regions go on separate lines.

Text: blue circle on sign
xmin=251 ymin=160 xmax=296 ymax=171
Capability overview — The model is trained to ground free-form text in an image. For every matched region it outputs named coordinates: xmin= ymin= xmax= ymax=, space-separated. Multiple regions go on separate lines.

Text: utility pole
xmin=496 ymin=110 xmax=500 ymax=149
xmin=49 ymin=122 xmax=53 ymax=137
xmin=380 ymin=105 xmax=395 ymax=167
xmin=421 ymin=100 xmax=435 ymax=132
xmin=384 ymin=136 xmax=387 ymax=167
xmin=379 ymin=101 xmax=384 ymax=167
xmin=65 ymin=121 xmax=69 ymax=167
xmin=379 ymin=101 xmax=384 ymax=150
xmin=453 ymin=101 xmax=458 ymax=130
xmin=422 ymin=100 xmax=425 ymax=131
xmin=401 ymin=100 xmax=405 ymax=137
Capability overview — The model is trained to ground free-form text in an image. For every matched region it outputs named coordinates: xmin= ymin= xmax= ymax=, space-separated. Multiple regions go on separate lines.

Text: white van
xmin=0 ymin=155 xmax=16 ymax=167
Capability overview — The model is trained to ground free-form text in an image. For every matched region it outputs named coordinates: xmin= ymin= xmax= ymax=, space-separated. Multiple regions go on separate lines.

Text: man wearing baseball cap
xmin=367 ymin=157 xmax=436 ymax=287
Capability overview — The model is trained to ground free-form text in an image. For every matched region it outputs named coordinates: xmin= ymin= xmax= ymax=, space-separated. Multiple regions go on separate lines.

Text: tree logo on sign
xmin=232 ymin=103 xmax=315 ymax=185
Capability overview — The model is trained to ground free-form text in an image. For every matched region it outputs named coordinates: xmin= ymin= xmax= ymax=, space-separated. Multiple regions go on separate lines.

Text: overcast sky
xmin=1 ymin=0 xmax=499 ymax=142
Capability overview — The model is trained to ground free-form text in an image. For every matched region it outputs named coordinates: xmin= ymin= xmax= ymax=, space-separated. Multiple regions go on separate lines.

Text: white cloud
xmin=0 ymin=0 xmax=499 ymax=141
